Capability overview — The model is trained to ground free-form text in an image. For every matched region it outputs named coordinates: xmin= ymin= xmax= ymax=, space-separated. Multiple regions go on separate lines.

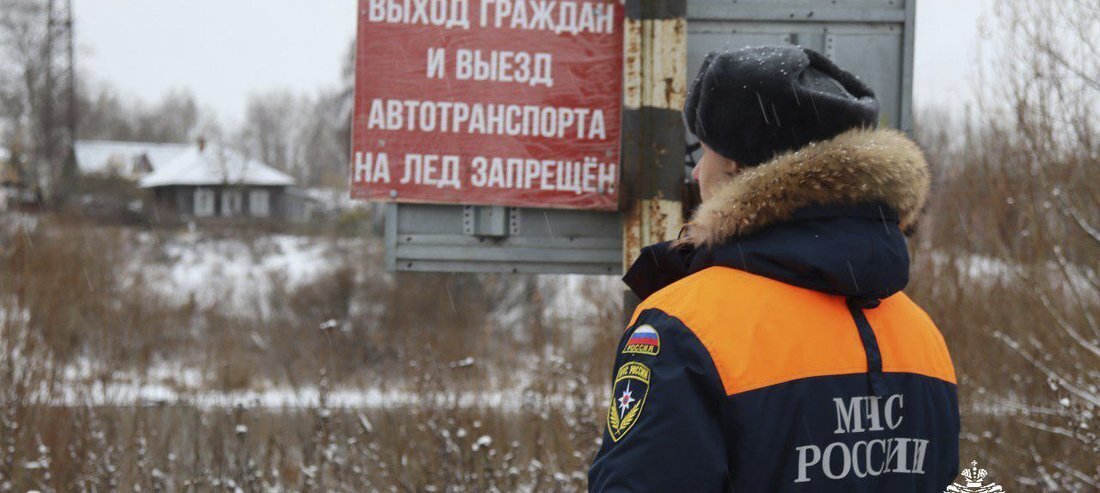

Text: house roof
xmin=139 ymin=145 xmax=295 ymax=188
xmin=75 ymin=140 xmax=192 ymax=179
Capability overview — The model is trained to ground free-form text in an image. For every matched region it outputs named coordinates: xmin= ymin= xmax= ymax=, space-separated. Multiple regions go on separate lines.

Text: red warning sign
xmin=351 ymin=0 xmax=624 ymax=210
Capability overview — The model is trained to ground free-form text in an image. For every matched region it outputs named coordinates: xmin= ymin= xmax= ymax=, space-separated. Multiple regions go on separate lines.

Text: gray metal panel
xmin=828 ymin=28 xmax=904 ymax=129
xmin=686 ymin=0 xmax=913 ymax=131
xmin=899 ymin=0 xmax=916 ymax=133
xmin=387 ymin=203 xmax=621 ymax=274
xmin=688 ymin=0 xmax=909 ymax=23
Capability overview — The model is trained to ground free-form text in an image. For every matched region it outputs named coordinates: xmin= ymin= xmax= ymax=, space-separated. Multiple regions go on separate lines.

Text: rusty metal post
xmin=620 ymin=0 xmax=687 ymax=323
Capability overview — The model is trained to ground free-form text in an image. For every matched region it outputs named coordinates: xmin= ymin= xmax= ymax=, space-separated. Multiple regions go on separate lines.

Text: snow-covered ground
xmin=127 ymin=231 xmax=374 ymax=316
xmin=124 ymin=226 xmax=621 ymax=342
xmin=6 ymin=213 xmax=1092 ymax=415
xmin=48 ymin=380 xmax=598 ymax=413
xmin=0 ymin=210 xmax=38 ymax=239
xmin=48 ymin=358 xmax=597 ymax=412
xmin=926 ymin=250 xmax=1098 ymax=303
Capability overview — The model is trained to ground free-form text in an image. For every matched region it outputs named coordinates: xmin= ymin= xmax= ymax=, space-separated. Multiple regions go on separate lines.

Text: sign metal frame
xmin=379 ymin=0 xmax=916 ymax=275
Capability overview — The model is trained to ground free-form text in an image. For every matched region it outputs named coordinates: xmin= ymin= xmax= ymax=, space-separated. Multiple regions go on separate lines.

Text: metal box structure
xmin=385 ymin=204 xmax=621 ymax=274
xmin=386 ymin=0 xmax=915 ymax=274
xmin=687 ymin=0 xmax=915 ymax=131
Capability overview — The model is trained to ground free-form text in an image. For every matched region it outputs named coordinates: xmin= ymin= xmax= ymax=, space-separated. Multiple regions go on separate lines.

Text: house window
xmin=221 ymin=190 xmax=243 ymax=216
xmin=194 ymin=188 xmax=215 ymax=217
xmin=249 ymin=189 xmax=270 ymax=217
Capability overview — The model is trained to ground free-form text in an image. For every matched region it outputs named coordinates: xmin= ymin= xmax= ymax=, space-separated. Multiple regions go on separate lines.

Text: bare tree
xmin=297 ymin=90 xmax=352 ymax=187
xmin=0 ymin=0 xmax=73 ymax=202
xmin=77 ymin=85 xmax=206 ymax=143
xmin=239 ymin=89 xmax=305 ymax=177
xmin=985 ymin=0 xmax=1098 ymax=488
xmin=239 ymin=40 xmax=354 ymax=188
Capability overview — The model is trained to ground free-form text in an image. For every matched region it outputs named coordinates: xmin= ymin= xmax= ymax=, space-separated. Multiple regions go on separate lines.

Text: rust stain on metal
xmin=622 ymin=201 xmax=643 ymax=270
xmin=642 ymin=18 xmax=686 ymax=110
xmin=623 ymin=198 xmax=683 ymax=270
xmin=649 ymin=198 xmax=670 ymax=243
xmin=623 ymin=19 xmax=643 ymax=109
xmin=663 ymin=19 xmax=686 ymax=105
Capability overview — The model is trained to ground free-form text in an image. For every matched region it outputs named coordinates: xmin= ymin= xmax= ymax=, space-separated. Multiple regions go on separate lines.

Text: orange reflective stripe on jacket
xmin=629 ymin=266 xmax=956 ymax=396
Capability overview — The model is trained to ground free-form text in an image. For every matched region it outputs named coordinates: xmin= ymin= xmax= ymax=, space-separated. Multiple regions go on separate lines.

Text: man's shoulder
xmin=632 ymin=266 xmax=829 ymax=326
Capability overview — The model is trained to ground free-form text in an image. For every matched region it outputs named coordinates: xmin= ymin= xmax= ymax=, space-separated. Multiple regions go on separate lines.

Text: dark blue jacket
xmin=589 ymin=129 xmax=960 ymax=492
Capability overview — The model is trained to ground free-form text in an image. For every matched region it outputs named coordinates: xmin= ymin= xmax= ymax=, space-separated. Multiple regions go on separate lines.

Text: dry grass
xmin=0 ymin=384 xmax=600 ymax=492
xmin=0 ymin=209 xmax=619 ymax=492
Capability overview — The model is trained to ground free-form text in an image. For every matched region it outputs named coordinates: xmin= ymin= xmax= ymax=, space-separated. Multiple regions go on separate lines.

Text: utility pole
xmin=41 ymin=0 xmax=56 ymax=204
xmin=61 ymin=0 xmax=77 ymax=197
xmin=620 ymin=0 xmax=687 ymax=323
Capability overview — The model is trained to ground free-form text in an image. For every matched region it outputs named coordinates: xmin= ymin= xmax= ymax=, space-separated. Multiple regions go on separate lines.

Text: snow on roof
xmin=300 ymin=186 xmax=371 ymax=211
xmin=75 ymin=140 xmax=191 ymax=179
xmin=139 ymin=145 xmax=295 ymax=188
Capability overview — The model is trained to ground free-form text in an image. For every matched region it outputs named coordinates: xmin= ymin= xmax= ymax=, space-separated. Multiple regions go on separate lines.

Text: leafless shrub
xmin=909 ymin=1 xmax=1098 ymax=489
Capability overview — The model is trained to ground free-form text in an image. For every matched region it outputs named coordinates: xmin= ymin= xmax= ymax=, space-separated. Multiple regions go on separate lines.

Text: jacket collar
xmin=625 ymin=128 xmax=930 ymax=301
xmin=678 ymin=127 xmax=929 ymax=247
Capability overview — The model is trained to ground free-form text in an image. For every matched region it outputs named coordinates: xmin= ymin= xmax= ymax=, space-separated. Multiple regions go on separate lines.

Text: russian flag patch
xmin=623 ymin=324 xmax=660 ymax=356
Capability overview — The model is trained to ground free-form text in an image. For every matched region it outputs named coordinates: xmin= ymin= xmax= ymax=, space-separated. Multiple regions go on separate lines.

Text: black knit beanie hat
xmin=684 ymin=45 xmax=880 ymax=167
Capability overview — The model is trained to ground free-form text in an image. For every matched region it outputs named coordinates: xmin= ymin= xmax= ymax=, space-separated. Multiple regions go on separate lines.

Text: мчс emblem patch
xmin=606 ymin=361 xmax=650 ymax=442
xmin=622 ymin=324 xmax=660 ymax=356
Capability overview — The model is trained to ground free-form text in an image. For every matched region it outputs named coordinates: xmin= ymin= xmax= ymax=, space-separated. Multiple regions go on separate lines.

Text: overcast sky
xmin=74 ymin=0 xmax=995 ymax=127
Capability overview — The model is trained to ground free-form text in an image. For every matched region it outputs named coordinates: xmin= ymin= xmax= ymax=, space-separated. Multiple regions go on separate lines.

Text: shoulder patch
xmin=622 ymin=324 xmax=660 ymax=356
xmin=606 ymin=361 xmax=650 ymax=442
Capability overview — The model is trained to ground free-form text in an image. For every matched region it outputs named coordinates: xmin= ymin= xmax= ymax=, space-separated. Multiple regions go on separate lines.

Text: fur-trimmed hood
xmin=681 ymin=127 xmax=930 ymax=247
xmin=624 ymin=128 xmax=930 ymax=302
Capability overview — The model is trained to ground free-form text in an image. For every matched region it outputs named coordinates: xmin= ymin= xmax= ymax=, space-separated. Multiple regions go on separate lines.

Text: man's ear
xmin=725 ymin=159 xmax=741 ymax=177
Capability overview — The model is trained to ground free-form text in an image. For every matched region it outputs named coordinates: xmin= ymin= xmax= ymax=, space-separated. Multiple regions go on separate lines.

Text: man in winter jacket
xmin=589 ymin=46 xmax=960 ymax=492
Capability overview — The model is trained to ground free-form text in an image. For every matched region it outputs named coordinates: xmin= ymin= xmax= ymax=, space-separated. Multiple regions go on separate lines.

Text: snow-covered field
xmin=52 ymin=355 xmax=595 ymax=413
xmin=4 ymin=213 xmax=1089 ymax=418
xmin=0 ymin=220 xmax=617 ymax=410
xmin=927 ymin=250 xmax=1098 ymax=299
xmin=49 ymin=379 xmax=596 ymax=413
xmin=127 ymin=231 xmax=366 ymax=316
xmin=123 ymin=229 xmax=623 ymax=320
